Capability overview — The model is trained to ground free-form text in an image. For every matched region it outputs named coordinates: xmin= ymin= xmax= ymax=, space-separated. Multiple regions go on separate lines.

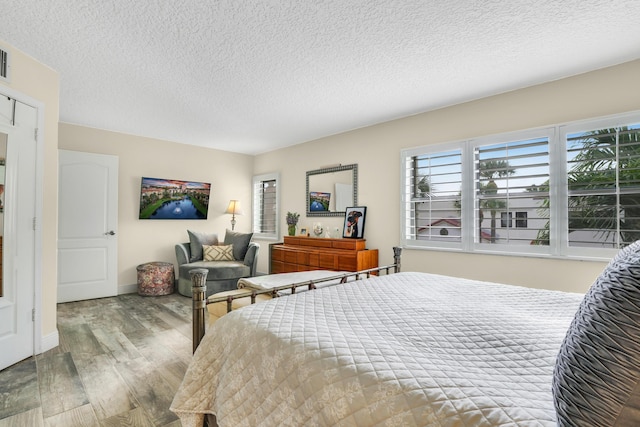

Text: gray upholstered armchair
xmin=175 ymin=229 xmax=259 ymax=297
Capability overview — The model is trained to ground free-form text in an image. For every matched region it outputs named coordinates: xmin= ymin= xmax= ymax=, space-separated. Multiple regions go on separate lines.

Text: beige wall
xmin=0 ymin=40 xmax=59 ymax=339
xmin=254 ymin=59 xmax=640 ymax=294
xmin=58 ymin=123 xmax=254 ymax=289
xmin=5 ymin=36 xmax=640 ymax=346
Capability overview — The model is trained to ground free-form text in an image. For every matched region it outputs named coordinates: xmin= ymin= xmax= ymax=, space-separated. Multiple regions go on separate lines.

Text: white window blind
xmin=474 ymin=137 xmax=550 ymax=246
xmin=252 ymin=173 xmax=279 ymax=239
xmin=0 ymin=47 xmax=9 ymax=81
xmin=403 ymin=147 xmax=463 ymax=247
xmin=401 ymin=112 xmax=640 ymax=259
xmin=566 ymin=124 xmax=640 ymax=248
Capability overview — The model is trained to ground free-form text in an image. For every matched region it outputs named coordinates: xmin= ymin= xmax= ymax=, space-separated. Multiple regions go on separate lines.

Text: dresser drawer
xmin=270 ymin=238 xmax=378 ymax=275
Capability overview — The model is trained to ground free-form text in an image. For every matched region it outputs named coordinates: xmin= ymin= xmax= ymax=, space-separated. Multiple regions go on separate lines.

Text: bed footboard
xmin=190 ymin=246 xmax=402 ymax=353
xmin=189 ymin=268 xmax=209 ymax=354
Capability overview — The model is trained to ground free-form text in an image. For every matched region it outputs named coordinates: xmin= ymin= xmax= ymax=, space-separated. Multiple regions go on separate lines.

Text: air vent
xmin=0 ymin=48 xmax=9 ymax=81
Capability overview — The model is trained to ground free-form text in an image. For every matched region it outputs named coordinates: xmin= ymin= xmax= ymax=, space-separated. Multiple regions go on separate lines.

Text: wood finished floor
xmin=0 ymin=292 xmax=200 ymax=427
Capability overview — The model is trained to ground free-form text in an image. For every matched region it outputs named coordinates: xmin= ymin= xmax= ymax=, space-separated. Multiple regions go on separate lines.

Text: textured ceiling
xmin=2 ymin=0 xmax=640 ymax=155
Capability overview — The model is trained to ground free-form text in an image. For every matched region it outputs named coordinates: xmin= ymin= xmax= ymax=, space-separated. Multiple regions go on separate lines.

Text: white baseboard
xmin=40 ymin=329 xmax=59 ymax=354
xmin=118 ymin=283 xmax=138 ymax=295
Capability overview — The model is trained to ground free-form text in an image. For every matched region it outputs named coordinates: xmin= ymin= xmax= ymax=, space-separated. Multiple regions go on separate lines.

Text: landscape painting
xmin=309 ymin=191 xmax=331 ymax=211
xmin=139 ymin=177 xmax=211 ymax=219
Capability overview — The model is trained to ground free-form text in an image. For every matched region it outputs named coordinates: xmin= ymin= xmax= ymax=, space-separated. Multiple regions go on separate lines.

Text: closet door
xmin=0 ymin=96 xmax=37 ymax=370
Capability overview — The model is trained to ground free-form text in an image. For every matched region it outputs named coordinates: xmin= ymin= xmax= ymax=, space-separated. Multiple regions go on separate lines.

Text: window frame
xmin=400 ymin=111 xmax=640 ymax=261
xmin=469 ymin=128 xmax=555 ymax=256
xmin=558 ymin=112 xmax=640 ymax=259
xmin=515 ymin=212 xmax=528 ymax=228
xmin=501 ymin=212 xmax=512 ymax=228
xmin=252 ymin=172 xmax=280 ymax=240
xmin=401 ymin=141 xmax=466 ymax=251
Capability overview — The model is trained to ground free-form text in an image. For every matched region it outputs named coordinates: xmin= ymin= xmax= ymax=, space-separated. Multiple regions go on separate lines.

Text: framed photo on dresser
xmin=342 ymin=206 xmax=366 ymax=239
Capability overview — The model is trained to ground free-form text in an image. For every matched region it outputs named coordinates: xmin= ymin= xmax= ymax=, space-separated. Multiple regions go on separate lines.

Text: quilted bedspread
xmin=170 ymin=272 xmax=583 ymax=426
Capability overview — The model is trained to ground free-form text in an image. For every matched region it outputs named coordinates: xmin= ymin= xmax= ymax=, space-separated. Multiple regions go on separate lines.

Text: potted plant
xmin=286 ymin=211 xmax=300 ymax=236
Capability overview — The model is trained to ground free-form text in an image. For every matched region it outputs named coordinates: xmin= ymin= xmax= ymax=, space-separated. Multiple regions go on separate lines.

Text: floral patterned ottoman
xmin=137 ymin=262 xmax=175 ymax=296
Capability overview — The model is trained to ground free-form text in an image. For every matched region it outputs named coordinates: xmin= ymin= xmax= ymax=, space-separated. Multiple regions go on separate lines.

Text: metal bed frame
xmin=190 ymin=247 xmax=402 ymax=352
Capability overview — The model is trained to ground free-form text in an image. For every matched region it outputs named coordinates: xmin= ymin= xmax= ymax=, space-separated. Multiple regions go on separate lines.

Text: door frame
xmin=0 ymin=85 xmax=44 ymax=355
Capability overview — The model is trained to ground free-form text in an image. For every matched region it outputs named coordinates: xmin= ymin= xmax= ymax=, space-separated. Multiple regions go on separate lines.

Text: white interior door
xmin=0 ymin=97 xmax=37 ymax=370
xmin=58 ymin=150 xmax=118 ymax=303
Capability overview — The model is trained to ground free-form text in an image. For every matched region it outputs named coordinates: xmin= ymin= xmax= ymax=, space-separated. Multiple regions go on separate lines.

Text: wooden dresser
xmin=270 ymin=236 xmax=378 ymax=274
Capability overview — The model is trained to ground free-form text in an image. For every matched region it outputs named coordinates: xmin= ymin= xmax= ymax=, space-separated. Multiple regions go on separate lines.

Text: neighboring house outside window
xmin=401 ymin=111 xmax=640 ymax=260
xmin=501 ymin=211 xmax=528 ymax=228
xmin=252 ymin=173 xmax=279 ymax=239
xmin=501 ymin=212 xmax=512 ymax=228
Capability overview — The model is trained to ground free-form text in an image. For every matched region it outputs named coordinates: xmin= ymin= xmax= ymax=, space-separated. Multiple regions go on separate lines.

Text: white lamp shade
xmin=225 ymin=200 xmax=243 ymax=215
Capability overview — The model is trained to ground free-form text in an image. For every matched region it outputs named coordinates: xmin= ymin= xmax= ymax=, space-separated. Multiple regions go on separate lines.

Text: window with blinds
xmin=252 ymin=173 xmax=279 ymax=239
xmin=474 ymin=137 xmax=550 ymax=246
xmin=566 ymin=124 xmax=640 ymax=249
xmin=401 ymin=113 xmax=640 ymax=258
xmin=404 ymin=149 xmax=463 ymax=245
xmin=0 ymin=47 xmax=8 ymax=80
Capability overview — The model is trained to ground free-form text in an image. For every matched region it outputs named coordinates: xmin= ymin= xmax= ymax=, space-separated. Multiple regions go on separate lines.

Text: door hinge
xmin=34 ymin=128 xmax=38 ymax=140
xmin=32 ymin=308 xmax=35 ymax=322
xmin=33 ymin=217 xmax=36 ymax=230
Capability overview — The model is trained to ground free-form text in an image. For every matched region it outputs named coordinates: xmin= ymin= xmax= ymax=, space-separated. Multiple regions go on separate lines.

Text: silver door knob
xmin=105 ymin=230 xmax=116 ymax=235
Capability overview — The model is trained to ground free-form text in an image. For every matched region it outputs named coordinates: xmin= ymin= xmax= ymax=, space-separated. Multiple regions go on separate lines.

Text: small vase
xmin=288 ymin=225 xmax=296 ymax=236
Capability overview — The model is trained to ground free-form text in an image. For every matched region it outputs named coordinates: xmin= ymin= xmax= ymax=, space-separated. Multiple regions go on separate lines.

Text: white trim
xmin=0 ymin=85 xmax=45 ymax=355
xmin=252 ymin=172 xmax=280 ymax=239
xmin=33 ymin=98 xmax=44 ymax=355
xmin=468 ymin=126 xmax=554 ymax=147
xmin=403 ymin=241 xmax=614 ymax=263
xmin=40 ymin=330 xmax=59 ymax=353
xmin=545 ymin=123 xmax=563 ymax=257
xmin=118 ymin=283 xmax=138 ymax=295
xmin=400 ymin=139 xmax=465 ymax=158
xmin=460 ymin=142 xmax=474 ymax=252
xmin=560 ymin=111 xmax=640 ymax=135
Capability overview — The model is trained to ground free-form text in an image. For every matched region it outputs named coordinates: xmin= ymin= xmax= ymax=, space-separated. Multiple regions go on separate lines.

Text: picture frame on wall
xmin=342 ymin=206 xmax=366 ymax=239
xmin=138 ymin=177 xmax=211 ymax=220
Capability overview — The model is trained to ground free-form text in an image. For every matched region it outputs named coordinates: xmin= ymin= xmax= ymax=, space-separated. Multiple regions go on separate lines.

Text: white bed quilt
xmin=171 ymin=272 xmax=583 ymax=426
